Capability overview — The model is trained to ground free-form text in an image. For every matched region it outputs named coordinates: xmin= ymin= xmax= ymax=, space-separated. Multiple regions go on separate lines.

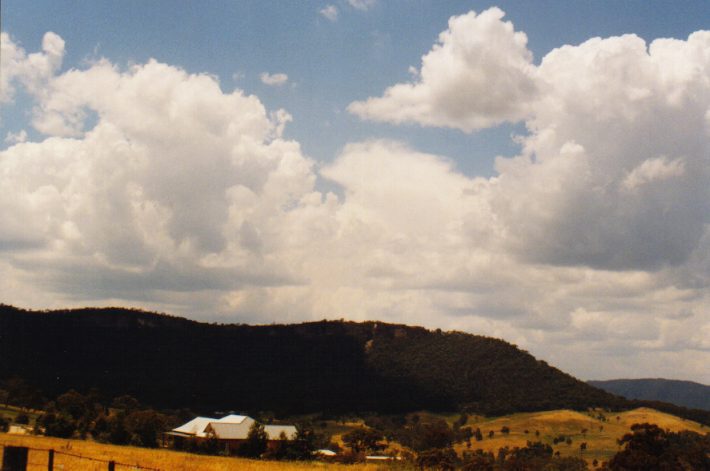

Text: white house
xmin=166 ymin=414 xmax=297 ymax=453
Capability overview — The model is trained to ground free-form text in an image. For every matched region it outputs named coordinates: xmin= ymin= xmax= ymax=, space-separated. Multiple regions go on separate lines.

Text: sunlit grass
xmin=453 ymin=407 xmax=707 ymax=465
xmin=0 ymin=433 xmax=399 ymax=471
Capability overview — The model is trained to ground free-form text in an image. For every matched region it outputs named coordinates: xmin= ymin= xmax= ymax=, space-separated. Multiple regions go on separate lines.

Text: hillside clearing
xmin=453 ymin=407 xmax=707 ymax=464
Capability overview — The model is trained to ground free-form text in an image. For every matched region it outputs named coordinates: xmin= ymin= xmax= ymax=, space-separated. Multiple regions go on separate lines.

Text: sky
xmin=1 ymin=0 xmax=710 ymax=384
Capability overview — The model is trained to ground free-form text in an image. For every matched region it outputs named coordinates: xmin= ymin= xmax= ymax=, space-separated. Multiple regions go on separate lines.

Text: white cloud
xmin=490 ymin=31 xmax=710 ymax=271
xmin=2 ymin=26 xmax=710 ymax=384
xmin=4 ymin=129 xmax=28 ymax=144
xmin=347 ymin=0 xmax=377 ymax=11
xmin=0 ymin=31 xmax=65 ymax=103
xmin=348 ymin=8 xmax=538 ymax=132
xmin=622 ymin=157 xmax=686 ymax=191
xmin=260 ymin=72 xmax=289 ymax=87
xmin=319 ymin=5 xmax=338 ymax=22
xmin=0 ymin=50 xmax=317 ymax=307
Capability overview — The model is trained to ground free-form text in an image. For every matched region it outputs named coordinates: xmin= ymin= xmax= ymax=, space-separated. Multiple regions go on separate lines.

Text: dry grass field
xmin=454 ymin=407 xmax=707 ymax=465
xmin=1 ymin=407 xmax=705 ymax=469
xmin=0 ymin=433 xmax=401 ymax=471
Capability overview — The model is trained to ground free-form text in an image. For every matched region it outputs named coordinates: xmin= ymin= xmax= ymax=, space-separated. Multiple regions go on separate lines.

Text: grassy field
xmin=453 ymin=407 xmax=707 ymax=465
xmin=1 ymin=407 xmax=705 ymax=469
xmin=0 ymin=433 xmax=402 ymax=471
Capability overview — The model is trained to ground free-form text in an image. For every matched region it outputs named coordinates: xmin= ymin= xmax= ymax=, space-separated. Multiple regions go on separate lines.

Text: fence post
xmin=108 ymin=460 xmax=116 ymax=471
xmin=2 ymin=446 xmax=29 ymax=471
xmin=48 ymin=449 xmax=54 ymax=471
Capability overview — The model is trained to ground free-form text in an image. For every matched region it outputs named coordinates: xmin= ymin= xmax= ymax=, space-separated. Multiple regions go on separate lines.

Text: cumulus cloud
xmin=2 ymin=24 xmax=710 ymax=383
xmin=319 ymin=5 xmax=338 ymax=22
xmin=0 ymin=48 xmax=318 ymax=306
xmin=348 ymin=8 xmax=538 ymax=132
xmin=491 ymin=31 xmax=710 ymax=271
xmin=260 ymin=72 xmax=289 ymax=87
xmin=1 ymin=31 xmax=65 ymax=103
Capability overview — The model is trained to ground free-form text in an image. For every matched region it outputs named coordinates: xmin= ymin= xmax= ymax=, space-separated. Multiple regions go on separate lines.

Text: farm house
xmin=165 ymin=414 xmax=297 ymax=454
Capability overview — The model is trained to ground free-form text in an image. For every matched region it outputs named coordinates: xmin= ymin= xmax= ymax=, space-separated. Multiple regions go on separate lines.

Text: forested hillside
xmin=0 ymin=304 xmax=626 ymax=415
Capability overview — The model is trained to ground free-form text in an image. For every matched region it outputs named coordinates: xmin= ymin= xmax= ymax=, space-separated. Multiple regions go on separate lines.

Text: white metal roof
xmin=205 ymin=418 xmax=255 ymax=440
xmin=172 ymin=416 xmax=217 ymax=438
xmin=316 ymin=449 xmax=337 ymax=456
xmin=216 ymin=414 xmax=250 ymax=424
xmin=264 ymin=425 xmax=298 ymax=440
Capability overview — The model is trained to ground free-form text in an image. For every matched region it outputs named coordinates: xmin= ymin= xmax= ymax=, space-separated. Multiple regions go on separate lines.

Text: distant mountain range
xmin=1 ymin=304 xmax=709 ymax=426
xmin=589 ymin=379 xmax=710 ymax=411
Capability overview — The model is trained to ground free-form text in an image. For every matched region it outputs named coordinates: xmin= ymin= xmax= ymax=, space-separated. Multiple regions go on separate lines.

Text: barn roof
xmin=264 ymin=425 xmax=298 ymax=440
xmin=216 ymin=414 xmax=250 ymax=424
xmin=205 ymin=418 xmax=255 ymax=440
xmin=172 ymin=416 xmax=217 ymax=437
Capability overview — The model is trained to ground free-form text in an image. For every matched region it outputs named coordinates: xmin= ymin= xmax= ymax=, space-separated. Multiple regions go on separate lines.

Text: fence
xmin=1 ymin=444 xmax=162 ymax=471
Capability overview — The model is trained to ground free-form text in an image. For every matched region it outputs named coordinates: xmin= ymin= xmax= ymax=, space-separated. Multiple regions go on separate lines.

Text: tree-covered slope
xmin=0 ymin=304 xmax=623 ymax=415
xmin=589 ymin=378 xmax=710 ymax=411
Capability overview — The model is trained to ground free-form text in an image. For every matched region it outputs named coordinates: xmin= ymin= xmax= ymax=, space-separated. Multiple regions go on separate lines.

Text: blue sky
xmin=2 ymin=1 xmax=710 ymax=383
xmin=4 ymin=1 xmax=709 ymax=176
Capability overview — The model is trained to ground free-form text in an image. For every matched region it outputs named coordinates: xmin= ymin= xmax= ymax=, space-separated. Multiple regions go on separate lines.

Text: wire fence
xmin=1 ymin=444 xmax=162 ymax=471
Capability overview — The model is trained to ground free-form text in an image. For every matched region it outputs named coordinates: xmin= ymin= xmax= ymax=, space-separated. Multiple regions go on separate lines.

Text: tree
xmin=607 ymin=423 xmax=710 ymax=470
xmin=2 ymin=377 xmax=43 ymax=410
xmin=14 ymin=413 xmax=29 ymax=424
xmin=0 ymin=415 xmax=9 ymax=432
xmin=57 ymin=389 xmax=88 ymax=420
xmin=461 ymin=449 xmax=495 ymax=471
xmin=416 ymin=447 xmax=458 ymax=471
xmin=111 ymin=395 xmax=141 ymax=412
xmin=125 ymin=409 xmax=168 ymax=447
xmin=37 ymin=412 xmax=76 ymax=438
xmin=238 ymin=422 xmax=268 ymax=458
xmin=342 ymin=428 xmax=385 ymax=454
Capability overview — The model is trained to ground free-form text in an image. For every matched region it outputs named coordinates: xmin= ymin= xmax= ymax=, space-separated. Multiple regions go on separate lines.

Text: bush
xmin=0 ymin=415 xmax=9 ymax=432
xmin=15 ymin=413 xmax=29 ymax=425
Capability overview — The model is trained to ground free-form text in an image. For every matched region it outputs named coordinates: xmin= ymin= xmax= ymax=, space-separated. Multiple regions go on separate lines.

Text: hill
xmin=589 ymin=378 xmax=710 ymax=411
xmin=450 ymin=407 xmax=709 ymax=465
xmin=0 ymin=304 xmax=623 ymax=416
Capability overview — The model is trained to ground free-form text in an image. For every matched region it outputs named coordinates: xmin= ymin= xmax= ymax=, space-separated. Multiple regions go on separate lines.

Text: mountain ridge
xmin=589 ymin=378 xmax=710 ymax=412
xmin=1 ymin=304 xmax=701 ymax=424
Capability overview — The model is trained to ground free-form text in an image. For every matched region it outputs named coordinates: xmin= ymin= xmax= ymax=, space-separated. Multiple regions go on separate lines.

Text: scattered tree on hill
xmin=416 ymin=447 xmax=458 ymax=471
xmin=461 ymin=449 xmax=495 ymax=470
xmin=501 ymin=425 xmax=510 ymax=435
xmin=455 ymin=413 xmax=468 ymax=428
